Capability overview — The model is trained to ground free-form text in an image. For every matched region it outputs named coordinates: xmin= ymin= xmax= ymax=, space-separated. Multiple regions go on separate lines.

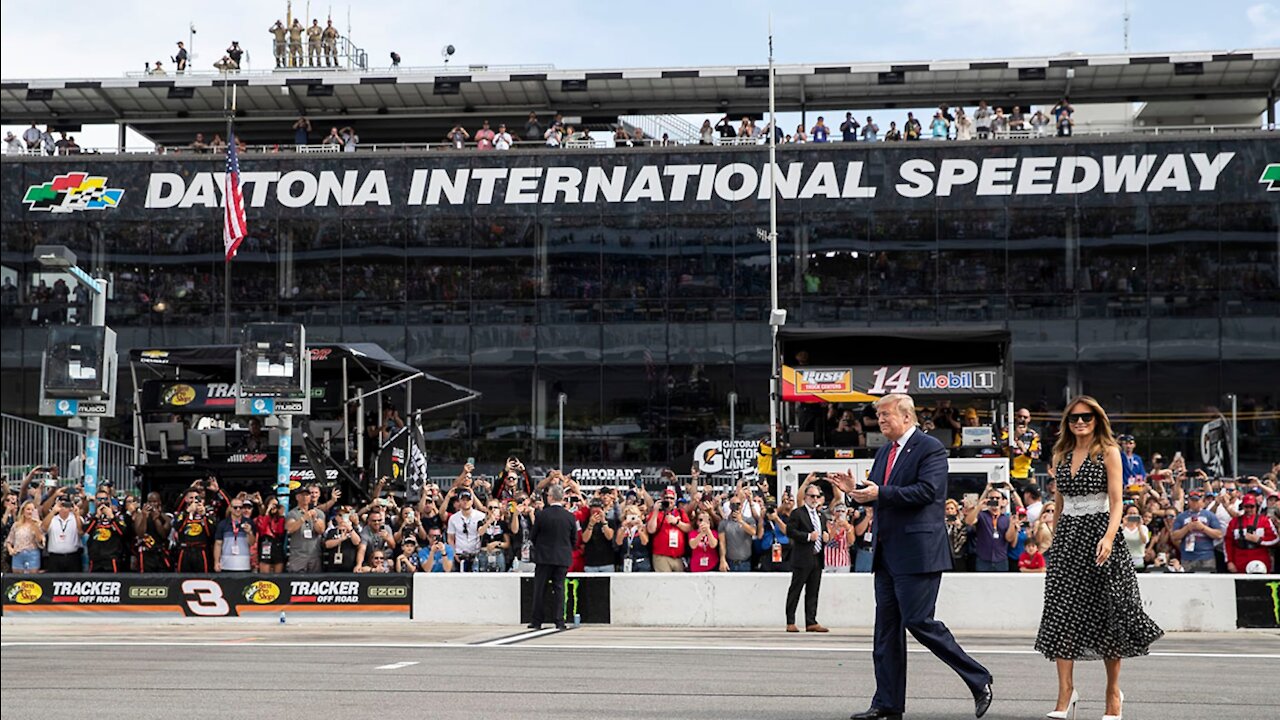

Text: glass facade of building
xmin=2 ymin=136 xmax=1277 ymax=467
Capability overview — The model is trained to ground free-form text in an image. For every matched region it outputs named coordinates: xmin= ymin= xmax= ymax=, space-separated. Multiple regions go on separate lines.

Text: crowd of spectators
xmin=4 ymin=446 xmax=1277 ymax=576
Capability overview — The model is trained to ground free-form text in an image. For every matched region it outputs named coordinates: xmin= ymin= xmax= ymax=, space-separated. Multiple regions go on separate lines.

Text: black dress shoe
xmin=974 ymin=681 xmax=993 ymax=718
xmin=526 ymin=623 xmax=542 ymax=630
xmin=851 ymin=709 xmax=902 ymax=720
xmin=554 ymin=623 xmax=568 ymax=630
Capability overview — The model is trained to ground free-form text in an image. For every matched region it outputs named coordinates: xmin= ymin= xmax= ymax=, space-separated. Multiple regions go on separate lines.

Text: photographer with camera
xmin=965 ymin=485 xmax=1017 ymax=572
xmin=322 ymin=514 xmax=363 ymax=572
xmin=614 ymin=504 xmax=651 ymax=572
xmin=477 ymin=499 xmax=512 ymax=572
xmin=41 ymin=485 xmax=87 ymax=573
xmin=85 ymin=496 xmax=127 ymax=572
xmin=647 ymin=486 xmax=691 ymax=572
xmin=134 ymin=491 xmax=172 ymax=572
xmin=718 ymin=491 xmax=756 ymax=572
xmin=581 ymin=498 xmax=618 ymax=572
xmin=356 ymin=509 xmax=397 ymax=570
xmin=173 ymin=489 xmax=214 ymax=573
xmin=421 ymin=529 xmax=455 ymax=572
xmin=755 ymin=497 xmax=791 ymax=572
xmin=1120 ymin=504 xmax=1150 ymax=570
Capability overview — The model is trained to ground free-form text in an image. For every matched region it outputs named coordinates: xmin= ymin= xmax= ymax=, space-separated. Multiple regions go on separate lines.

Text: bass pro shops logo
xmin=1261 ymin=164 xmax=1280 ymax=191
xmin=24 ymin=172 xmax=125 ymax=212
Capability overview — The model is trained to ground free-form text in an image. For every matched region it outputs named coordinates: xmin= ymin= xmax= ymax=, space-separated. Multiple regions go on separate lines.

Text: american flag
xmin=223 ymin=129 xmax=247 ymax=261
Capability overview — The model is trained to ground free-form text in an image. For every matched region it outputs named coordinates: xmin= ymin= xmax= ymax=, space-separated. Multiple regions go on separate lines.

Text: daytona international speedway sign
xmin=143 ymin=152 xmax=1235 ymax=209
xmin=4 ymin=138 xmax=1275 ymax=219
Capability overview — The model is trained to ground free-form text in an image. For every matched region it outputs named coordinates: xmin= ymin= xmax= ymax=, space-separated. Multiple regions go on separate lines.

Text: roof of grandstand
xmin=2 ymin=48 xmax=1277 ymax=146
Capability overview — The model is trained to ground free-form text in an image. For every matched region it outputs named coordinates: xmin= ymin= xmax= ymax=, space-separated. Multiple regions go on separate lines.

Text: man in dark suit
xmin=833 ymin=393 xmax=993 ymax=720
xmin=528 ymin=483 xmax=576 ymax=630
xmin=785 ymin=484 xmax=829 ymax=632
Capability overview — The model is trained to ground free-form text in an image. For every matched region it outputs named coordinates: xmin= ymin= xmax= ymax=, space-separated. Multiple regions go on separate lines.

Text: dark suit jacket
xmin=787 ymin=504 xmax=828 ymax=569
xmin=868 ymin=429 xmax=952 ymax=575
xmin=530 ymin=504 xmax=576 ymax=567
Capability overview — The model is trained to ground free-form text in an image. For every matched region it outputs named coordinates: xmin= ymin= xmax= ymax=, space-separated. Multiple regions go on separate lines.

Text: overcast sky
xmin=3 ymin=0 xmax=1277 ymax=147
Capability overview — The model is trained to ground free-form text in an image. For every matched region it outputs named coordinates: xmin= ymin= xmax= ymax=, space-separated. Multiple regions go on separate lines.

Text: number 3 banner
xmin=782 ymin=363 xmax=1004 ymax=403
xmin=2 ymin=574 xmax=412 ymax=619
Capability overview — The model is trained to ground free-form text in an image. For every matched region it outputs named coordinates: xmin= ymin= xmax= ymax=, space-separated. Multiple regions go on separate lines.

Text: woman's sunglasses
xmin=1066 ymin=412 xmax=1096 ymax=424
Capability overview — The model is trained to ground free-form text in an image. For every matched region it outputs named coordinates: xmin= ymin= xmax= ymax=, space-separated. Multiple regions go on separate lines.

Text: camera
xmin=729 ymin=501 xmax=741 ymax=514
xmin=765 ymin=503 xmax=777 ymax=516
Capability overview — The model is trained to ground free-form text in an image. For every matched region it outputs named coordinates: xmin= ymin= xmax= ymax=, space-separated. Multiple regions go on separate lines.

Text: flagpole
xmin=224 ymin=75 xmax=235 ymax=343
xmin=767 ymin=15 xmax=780 ymax=467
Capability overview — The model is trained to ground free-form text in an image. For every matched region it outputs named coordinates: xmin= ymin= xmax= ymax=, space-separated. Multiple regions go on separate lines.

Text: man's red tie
xmin=884 ymin=442 xmax=898 ymax=485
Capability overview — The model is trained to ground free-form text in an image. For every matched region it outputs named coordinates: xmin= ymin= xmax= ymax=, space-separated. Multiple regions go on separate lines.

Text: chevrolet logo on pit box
xmin=917 ymin=370 xmax=997 ymax=391
xmin=367 ymin=586 xmax=408 ymax=599
xmin=797 ymin=369 xmax=853 ymax=393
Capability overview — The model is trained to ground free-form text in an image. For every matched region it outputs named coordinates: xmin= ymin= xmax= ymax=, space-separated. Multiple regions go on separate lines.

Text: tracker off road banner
xmin=2 ymin=574 xmax=411 ymax=618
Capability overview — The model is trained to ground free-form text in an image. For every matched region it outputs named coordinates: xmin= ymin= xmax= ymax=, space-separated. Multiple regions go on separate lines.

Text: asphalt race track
xmin=2 ymin=622 xmax=1277 ymax=719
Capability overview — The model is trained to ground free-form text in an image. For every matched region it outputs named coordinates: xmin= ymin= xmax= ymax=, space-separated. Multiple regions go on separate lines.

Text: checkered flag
xmin=405 ymin=422 xmax=430 ymax=502
xmin=67 ymin=185 xmax=106 ymax=209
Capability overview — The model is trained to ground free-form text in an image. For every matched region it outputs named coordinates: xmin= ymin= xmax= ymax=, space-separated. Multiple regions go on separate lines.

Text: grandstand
xmin=1 ymin=48 xmax=1277 ymax=474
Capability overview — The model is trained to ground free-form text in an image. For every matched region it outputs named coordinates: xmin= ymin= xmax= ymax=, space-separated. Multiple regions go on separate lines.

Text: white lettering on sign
xmin=291 ymin=580 xmax=360 ymax=596
xmin=52 ymin=581 xmax=121 ymax=596
xmin=144 ymin=154 xmax=1236 ymax=209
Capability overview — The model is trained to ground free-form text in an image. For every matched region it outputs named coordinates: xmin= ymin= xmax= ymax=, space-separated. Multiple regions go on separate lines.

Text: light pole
xmin=1226 ymin=393 xmax=1238 ymax=478
xmin=766 ymin=17 xmax=781 ymax=457
xmin=557 ymin=392 xmax=567 ymax=470
xmin=728 ymin=391 xmax=738 ymax=442
xmin=35 ymin=245 xmax=109 ymax=499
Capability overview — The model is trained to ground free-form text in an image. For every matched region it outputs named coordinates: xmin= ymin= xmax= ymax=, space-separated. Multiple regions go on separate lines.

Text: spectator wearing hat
xmin=447 ymin=489 xmax=491 ymax=572
xmin=1225 ymin=493 xmax=1277 ymax=573
xmin=1171 ymin=491 xmax=1223 ymax=572
xmin=1002 ymin=408 xmax=1041 ymax=490
xmin=647 ymin=486 xmax=691 ymax=572
xmin=395 ymin=536 xmax=422 ymax=572
xmin=1119 ymin=435 xmax=1146 ymax=487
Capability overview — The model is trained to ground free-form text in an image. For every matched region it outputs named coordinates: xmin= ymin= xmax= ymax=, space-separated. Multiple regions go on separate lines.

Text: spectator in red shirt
xmin=566 ymin=487 xmax=590 ymax=573
xmin=1226 ymin=494 xmax=1278 ymax=573
xmin=254 ymin=495 xmax=286 ymax=573
xmin=647 ymin=486 xmax=691 ymax=572
xmin=688 ymin=510 xmax=719 ymax=572
xmin=1018 ymin=538 xmax=1046 ymax=573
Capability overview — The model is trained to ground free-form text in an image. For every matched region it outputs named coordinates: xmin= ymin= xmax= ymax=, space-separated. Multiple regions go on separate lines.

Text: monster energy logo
xmin=563 ymin=578 xmax=581 ymax=619
xmin=1268 ymin=581 xmax=1280 ymax=625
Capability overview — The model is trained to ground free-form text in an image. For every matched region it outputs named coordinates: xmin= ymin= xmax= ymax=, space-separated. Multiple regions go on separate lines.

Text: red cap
xmin=1240 ymin=494 xmax=1258 ymax=506
xmin=663 ymin=487 xmax=677 ymax=497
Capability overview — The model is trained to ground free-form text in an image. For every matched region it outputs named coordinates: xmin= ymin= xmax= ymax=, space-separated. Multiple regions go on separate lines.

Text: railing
xmin=1 ymin=413 xmax=136 ymax=493
xmin=5 ymin=123 xmax=1268 ymax=159
xmin=121 ymin=62 xmax=555 ymax=79
xmin=619 ymin=114 xmax=703 ymax=144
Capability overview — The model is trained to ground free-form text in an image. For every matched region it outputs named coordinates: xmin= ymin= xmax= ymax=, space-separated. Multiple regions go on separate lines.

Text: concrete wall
xmin=414 ymin=573 xmax=1265 ymax=632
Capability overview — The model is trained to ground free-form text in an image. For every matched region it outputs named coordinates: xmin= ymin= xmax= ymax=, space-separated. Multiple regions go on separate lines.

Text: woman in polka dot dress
xmin=1035 ymin=396 xmax=1163 ymax=720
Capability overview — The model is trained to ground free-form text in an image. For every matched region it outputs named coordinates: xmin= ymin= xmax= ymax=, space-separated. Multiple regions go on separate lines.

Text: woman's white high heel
xmin=1101 ymin=690 xmax=1124 ymax=720
xmin=1045 ymin=689 xmax=1079 ymax=719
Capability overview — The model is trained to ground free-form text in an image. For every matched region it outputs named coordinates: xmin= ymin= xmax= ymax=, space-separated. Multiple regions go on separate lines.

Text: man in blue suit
xmin=832 ymin=393 xmax=993 ymax=720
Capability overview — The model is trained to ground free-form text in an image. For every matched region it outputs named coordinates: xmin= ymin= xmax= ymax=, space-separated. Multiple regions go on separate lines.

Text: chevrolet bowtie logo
xmin=1261 ymin=163 xmax=1280 ymax=192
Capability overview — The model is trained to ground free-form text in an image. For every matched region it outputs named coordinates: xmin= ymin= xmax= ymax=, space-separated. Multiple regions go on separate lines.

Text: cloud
xmin=1247 ymin=3 xmax=1280 ymax=43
